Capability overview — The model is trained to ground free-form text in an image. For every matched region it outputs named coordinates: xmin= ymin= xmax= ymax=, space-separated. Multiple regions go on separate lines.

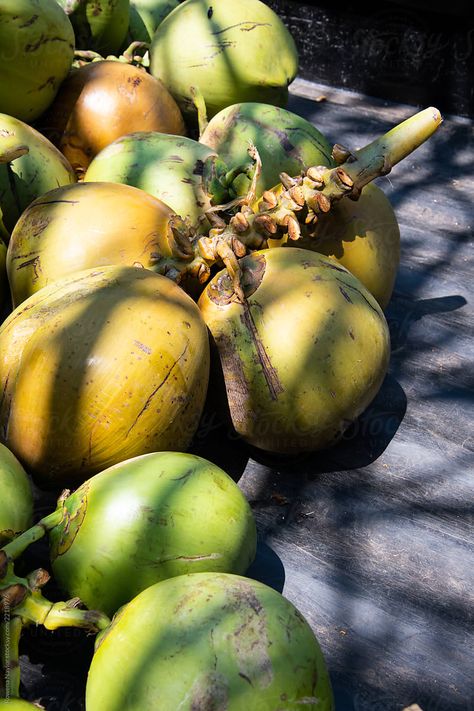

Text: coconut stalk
xmin=0 ymin=543 xmax=110 ymax=699
xmin=0 ymin=502 xmax=109 ymax=637
xmin=197 ymin=107 xmax=442 ymax=296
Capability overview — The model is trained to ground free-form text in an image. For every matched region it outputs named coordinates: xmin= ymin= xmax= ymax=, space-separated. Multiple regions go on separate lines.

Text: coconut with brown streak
xmin=198 ymin=248 xmax=390 ymax=454
xmin=0 ymin=265 xmax=209 ymax=488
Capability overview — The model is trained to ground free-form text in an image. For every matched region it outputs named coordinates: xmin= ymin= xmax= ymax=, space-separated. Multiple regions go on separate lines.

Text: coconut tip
xmin=428 ymin=106 xmax=443 ymax=126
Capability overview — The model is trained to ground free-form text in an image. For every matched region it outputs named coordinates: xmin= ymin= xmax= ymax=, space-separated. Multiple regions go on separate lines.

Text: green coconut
xmin=149 ymin=0 xmax=298 ymax=118
xmin=0 ymin=113 xmax=76 ymax=236
xmin=0 ymin=442 xmax=33 ymax=546
xmin=84 ymin=132 xmax=222 ymax=232
xmin=49 ymin=452 xmax=257 ymax=615
xmin=200 ymin=102 xmax=335 ymax=198
xmin=86 ymin=573 xmax=334 ymax=710
xmin=0 ymin=0 xmax=74 ymax=123
xmin=56 ymin=0 xmax=130 ymax=55
xmin=126 ymin=0 xmax=179 ymax=43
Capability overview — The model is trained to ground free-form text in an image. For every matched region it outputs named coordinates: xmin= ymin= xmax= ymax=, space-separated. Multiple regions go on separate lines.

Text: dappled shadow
xmin=84 ymin=131 xmax=216 ymax=231
xmin=4 ymin=40 xmax=472 ymax=710
xmin=0 ymin=267 xmax=209 ymax=490
xmin=190 ymin=89 xmax=473 ymax=710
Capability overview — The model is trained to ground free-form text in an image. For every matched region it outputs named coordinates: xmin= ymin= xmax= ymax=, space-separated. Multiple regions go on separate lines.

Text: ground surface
xmin=18 ymin=81 xmax=474 ymax=710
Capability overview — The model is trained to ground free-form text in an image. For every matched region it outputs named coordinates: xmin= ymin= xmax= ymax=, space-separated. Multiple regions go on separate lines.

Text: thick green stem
xmin=15 ymin=592 xmax=110 ymax=632
xmin=333 ymin=106 xmax=443 ymax=196
xmin=1 ymin=615 xmax=22 ymax=698
xmin=196 ymin=106 xmax=442 ymax=295
xmin=0 ymin=509 xmax=63 ymax=575
xmin=0 ymin=134 xmax=29 ymax=164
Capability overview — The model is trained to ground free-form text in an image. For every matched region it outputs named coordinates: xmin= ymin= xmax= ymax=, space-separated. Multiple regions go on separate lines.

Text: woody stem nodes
xmin=323 ymin=106 xmax=443 ymax=201
xmin=201 ymin=106 xmax=442 ymax=290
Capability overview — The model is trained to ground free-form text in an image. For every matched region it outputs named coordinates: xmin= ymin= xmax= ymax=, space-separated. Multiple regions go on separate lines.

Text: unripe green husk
xmin=49 ymin=452 xmax=257 ymax=615
xmin=56 ymin=0 xmax=130 ymax=55
xmin=0 ymin=0 xmax=75 ymax=123
xmin=0 ymin=442 xmax=33 ymax=545
xmin=200 ymin=102 xmax=334 ymax=198
xmin=0 ymin=113 xmax=76 ymax=236
xmin=86 ymin=572 xmax=334 ymax=711
xmin=84 ymin=132 xmax=220 ymax=232
xmin=126 ymin=0 xmax=179 ymax=43
xmin=150 ymin=0 xmax=298 ymax=118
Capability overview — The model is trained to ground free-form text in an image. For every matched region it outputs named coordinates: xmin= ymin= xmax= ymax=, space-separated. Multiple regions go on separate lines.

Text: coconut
xmin=84 ymin=132 xmax=221 ymax=232
xmin=40 ymin=60 xmax=186 ymax=177
xmin=7 ymin=182 xmax=197 ymax=306
xmin=86 ymin=573 xmax=334 ymax=710
xmin=200 ymin=102 xmax=334 ymax=198
xmin=56 ymin=0 xmax=129 ymax=55
xmin=149 ymin=0 xmax=298 ymax=118
xmin=0 ymin=265 xmax=210 ymax=488
xmin=0 ymin=113 xmax=76 ymax=236
xmin=198 ymin=247 xmax=390 ymax=454
xmin=0 ymin=0 xmax=74 ymax=123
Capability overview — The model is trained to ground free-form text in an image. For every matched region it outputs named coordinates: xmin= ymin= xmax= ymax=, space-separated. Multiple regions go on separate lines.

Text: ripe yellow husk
xmin=0 ymin=266 xmax=210 ymax=488
xmin=7 ymin=182 xmax=192 ymax=307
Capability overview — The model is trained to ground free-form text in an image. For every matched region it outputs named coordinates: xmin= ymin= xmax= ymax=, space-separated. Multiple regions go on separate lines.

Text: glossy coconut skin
xmin=267 ymin=183 xmax=400 ymax=310
xmin=0 ymin=266 xmax=210 ymax=488
xmin=49 ymin=452 xmax=257 ymax=615
xmin=86 ymin=573 xmax=334 ymax=711
xmin=41 ymin=61 xmax=186 ymax=177
xmin=0 ymin=0 xmax=74 ymax=123
xmin=84 ymin=133 xmax=218 ymax=232
xmin=0 ymin=442 xmax=33 ymax=546
xmin=56 ymin=0 xmax=129 ymax=55
xmin=200 ymin=102 xmax=335 ymax=198
xmin=198 ymin=248 xmax=390 ymax=454
xmin=0 ymin=114 xmax=76 ymax=236
xmin=7 ymin=182 xmax=191 ymax=306
xmin=150 ymin=0 xmax=298 ymax=118
xmin=126 ymin=0 xmax=179 ymax=43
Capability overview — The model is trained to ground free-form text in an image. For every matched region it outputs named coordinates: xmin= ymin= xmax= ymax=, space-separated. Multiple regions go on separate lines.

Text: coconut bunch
xmin=0 ymin=1 xmax=445 ymax=709
xmin=0 ymin=0 xmax=442 ymax=472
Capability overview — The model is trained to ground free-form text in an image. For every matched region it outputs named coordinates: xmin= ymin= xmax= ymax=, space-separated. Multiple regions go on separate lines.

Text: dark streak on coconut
xmin=19 ymin=14 xmax=39 ymax=28
xmin=240 ymin=302 xmax=283 ymax=402
xmin=125 ymin=343 xmax=189 ymax=436
xmin=211 ymin=22 xmax=271 ymax=36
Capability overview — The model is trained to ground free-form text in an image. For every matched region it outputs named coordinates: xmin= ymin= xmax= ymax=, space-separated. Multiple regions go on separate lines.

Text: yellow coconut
xmin=7 ymin=182 xmax=197 ymax=306
xmin=0 ymin=266 xmax=210 ymax=488
xmin=0 ymin=237 xmax=7 ymax=312
xmin=263 ymin=183 xmax=400 ymax=310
